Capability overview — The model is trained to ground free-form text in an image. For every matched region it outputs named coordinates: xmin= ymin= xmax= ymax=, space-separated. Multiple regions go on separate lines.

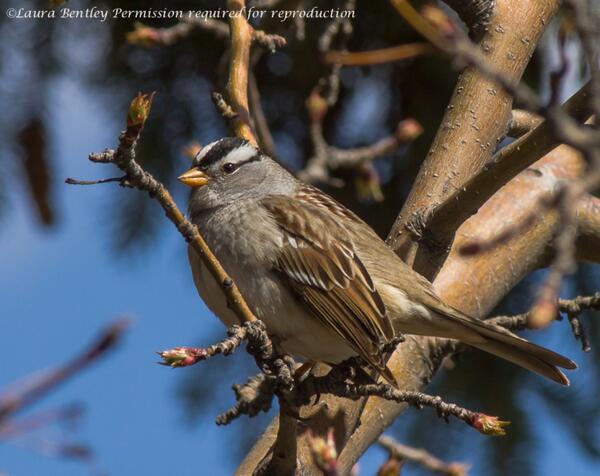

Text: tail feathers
xmin=469 ymin=333 xmax=572 ymax=386
xmin=439 ymin=311 xmax=577 ymax=386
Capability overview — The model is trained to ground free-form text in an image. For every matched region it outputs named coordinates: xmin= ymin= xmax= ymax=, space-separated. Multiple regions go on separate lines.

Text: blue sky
xmin=0 ymin=33 xmax=599 ymax=476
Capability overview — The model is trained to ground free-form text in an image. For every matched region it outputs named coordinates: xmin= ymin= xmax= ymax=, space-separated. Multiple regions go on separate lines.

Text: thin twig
xmin=488 ymin=293 xmax=600 ymax=351
xmin=125 ymin=18 xmax=229 ymax=46
xmin=300 ymin=379 xmax=509 ymax=436
xmin=216 ymin=373 xmax=277 ymax=425
xmin=378 ymin=435 xmax=470 ymax=476
xmin=70 ymin=92 xmax=258 ymax=326
xmin=323 ymin=43 xmax=434 ymax=66
xmin=158 ymin=325 xmax=252 ymax=367
xmin=0 ymin=318 xmax=128 ymax=422
xmin=65 ymin=176 xmax=127 ymax=186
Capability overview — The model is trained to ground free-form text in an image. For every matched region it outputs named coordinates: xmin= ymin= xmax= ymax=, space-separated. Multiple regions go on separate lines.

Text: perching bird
xmin=179 ymin=137 xmax=576 ymax=386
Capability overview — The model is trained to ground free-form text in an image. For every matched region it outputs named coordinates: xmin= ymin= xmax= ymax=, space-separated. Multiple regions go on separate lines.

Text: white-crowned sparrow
xmin=179 ymin=137 xmax=576 ymax=385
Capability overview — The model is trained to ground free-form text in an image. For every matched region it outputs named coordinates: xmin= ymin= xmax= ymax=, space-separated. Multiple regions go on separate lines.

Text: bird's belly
xmin=189 ymin=249 xmax=356 ymax=363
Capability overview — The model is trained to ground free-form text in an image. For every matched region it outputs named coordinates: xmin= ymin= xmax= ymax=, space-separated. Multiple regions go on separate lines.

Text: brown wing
xmin=261 ymin=186 xmax=395 ymax=381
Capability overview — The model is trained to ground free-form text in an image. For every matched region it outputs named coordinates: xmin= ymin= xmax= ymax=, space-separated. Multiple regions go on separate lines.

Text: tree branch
xmin=0 ymin=319 xmax=127 ymax=422
xmin=488 ymin=293 xmax=600 ymax=351
xmin=335 ymin=139 xmax=585 ymax=475
xmin=417 ymin=83 xmax=592 ymax=274
xmin=68 ymin=93 xmax=258 ymax=326
xmin=387 ymin=0 xmax=561 ymax=278
xmin=226 ymin=0 xmax=259 ymax=144
xmin=509 ymin=109 xmax=543 ymax=137
xmin=575 ymin=194 xmax=600 ymax=263
xmin=323 ymin=43 xmax=434 ymax=66
xmin=241 ymin=2 xmax=576 ymax=473
xmin=378 ymin=435 xmax=470 ymax=476
xmin=125 ymin=18 xmax=229 ymax=46
xmin=442 ymin=0 xmax=496 ymax=38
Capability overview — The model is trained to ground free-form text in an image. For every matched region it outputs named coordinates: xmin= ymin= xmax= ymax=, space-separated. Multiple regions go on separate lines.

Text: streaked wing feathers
xmin=261 ymin=188 xmax=395 ymax=376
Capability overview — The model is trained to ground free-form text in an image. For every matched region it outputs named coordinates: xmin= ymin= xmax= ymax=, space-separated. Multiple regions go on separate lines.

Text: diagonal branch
xmin=67 ymin=93 xmax=258 ymax=326
xmin=417 ymin=83 xmax=592 ymax=266
xmin=0 ymin=318 xmax=127 ymax=423
xmin=226 ymin=0 xmax=256 ymax=144
xmin=387 ymin=0 xmax=561 ymax=278
xmin=323 ymin=43 xmax=434 ymax=66
xmin=378 ymin=435 xmax=470 ymax=476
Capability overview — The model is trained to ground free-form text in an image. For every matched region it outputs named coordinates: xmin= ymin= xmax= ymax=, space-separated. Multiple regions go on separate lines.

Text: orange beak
xmin=178 ymin=168 xmax=209 ymax=188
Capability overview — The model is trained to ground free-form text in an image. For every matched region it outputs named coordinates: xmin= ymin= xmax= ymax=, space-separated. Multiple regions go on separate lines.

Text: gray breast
xmin=187 ymin=199 xmax=359 ymax=363
xmin=188 ymin=200 xmax=286 ymax=322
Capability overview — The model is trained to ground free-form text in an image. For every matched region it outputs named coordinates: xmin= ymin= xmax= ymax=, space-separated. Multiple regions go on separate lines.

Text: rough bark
xmin=387 ymin=0 xmax=560 ymax=278
xmin=235 ymin=1 xmax=598 ymax=475
xmin=336 ymin=145 xmax=585 ymax=473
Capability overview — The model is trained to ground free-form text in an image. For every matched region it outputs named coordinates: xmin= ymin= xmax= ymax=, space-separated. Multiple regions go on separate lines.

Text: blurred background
xmin=0 ymin=0 xmax=599 ymax=475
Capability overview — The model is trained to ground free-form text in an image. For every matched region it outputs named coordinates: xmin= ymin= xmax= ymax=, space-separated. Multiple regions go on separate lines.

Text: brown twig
xmin=323 ymin=43 xmax=434 ymax=66
xmin=158 ymin=321 xmax=294 ymax=385
xmin=248 ymin=72 xmax=278 ymax=158
xmin=300 ymin=377 xmax=509 ymax=436
xmin=225 ymin=0 xmax=259 ymax=145
xmin=212 ymin=1 xmax=286 ymax=145
xmin=252 ymin=29 xmax=287 ymax=52
xmin=125 ymin=18 xmax=229 ymax=47
xmin=65 ymin=176 xmax=128 ymax=186
xmin=216 ymin=373 xmax=277 ymax=425
xmin=488 ymin=292 xmax=600 ymax=352
xmin=69 ymin=92 xmax=259 ymax=326
xmin=158 ymin=326 xmax=251 ymax=367
xmin=299 ymin=92 xmax=423 ymax=187
xmin=378 ymin=435 xmax=470 ymax=476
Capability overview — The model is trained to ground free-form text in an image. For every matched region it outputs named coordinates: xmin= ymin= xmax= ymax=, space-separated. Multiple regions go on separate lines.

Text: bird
xmin=178 ymin=137 xmax=576 ymax=386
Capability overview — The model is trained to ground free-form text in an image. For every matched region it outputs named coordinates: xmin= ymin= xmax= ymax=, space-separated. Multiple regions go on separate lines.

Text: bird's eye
xmin=222 ymin=162 xmax=237 ymax=174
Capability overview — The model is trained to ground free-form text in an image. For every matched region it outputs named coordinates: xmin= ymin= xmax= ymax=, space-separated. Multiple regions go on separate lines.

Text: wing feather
xmin=261 ymin=188 xmax=395 ymax=380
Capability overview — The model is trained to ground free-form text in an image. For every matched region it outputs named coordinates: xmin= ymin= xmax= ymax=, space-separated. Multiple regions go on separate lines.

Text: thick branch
xmin=418 ymin=84 xmax=592 ymax=270
xmin=335 ymin=144 xmax=584 ymax=474
xmin=387 ymin=0 xmax=560 ymax=278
